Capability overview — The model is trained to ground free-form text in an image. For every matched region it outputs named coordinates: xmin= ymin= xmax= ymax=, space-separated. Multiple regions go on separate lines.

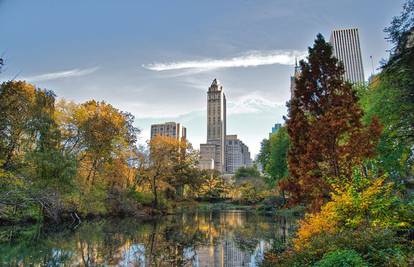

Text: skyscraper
xmin=150 ymin=122 xmax=187 ymax=141
xmin=199 ymin=79 xmax=227 ymax=172
xmin=330 ymin=28 xmax=365 ymax=84
xmin=225 ymin=135 xmax=252 ymax=173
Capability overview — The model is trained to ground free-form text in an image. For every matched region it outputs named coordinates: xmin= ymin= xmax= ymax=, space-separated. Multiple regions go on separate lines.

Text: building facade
xmin=329 ymin=28 xmax=365 ymax=84
xmin=199 ymin=79 xmax=227 ymax=172
xmin=150 ymin=122 xmax=187 ymax=140
xmin=225 ymin=135 xmax=252 ymax=174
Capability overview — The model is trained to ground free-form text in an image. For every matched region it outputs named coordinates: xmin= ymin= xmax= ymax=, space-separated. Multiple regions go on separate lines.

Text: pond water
xmin=0 ymin=210 xmax=295 ymax=266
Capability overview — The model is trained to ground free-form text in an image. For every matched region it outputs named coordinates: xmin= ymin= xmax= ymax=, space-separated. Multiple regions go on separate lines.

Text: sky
xmin=0 ymin=0 xmax=406 ymax=157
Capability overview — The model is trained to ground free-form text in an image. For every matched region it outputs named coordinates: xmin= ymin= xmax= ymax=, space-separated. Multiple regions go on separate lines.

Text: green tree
xmin=358 ymin=0 xmax=414 ymax=183
xmin=257 ymin=138 xmax=271 ymax=172
xmin=235 ymin=165 xmax=261 ymax=179
xmin=265 ymin=127 xmax=289 ymax=188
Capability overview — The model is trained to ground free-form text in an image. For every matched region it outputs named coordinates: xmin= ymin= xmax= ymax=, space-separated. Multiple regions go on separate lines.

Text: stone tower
xmin=199 ymin=79 xmax=227 ymax=172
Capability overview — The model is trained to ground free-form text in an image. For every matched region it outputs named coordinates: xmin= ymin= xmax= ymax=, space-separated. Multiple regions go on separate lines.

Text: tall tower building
xmin=330 ymin=28 xmax=365 ymax=84
xmin=290 ymin=58 xmax=300 ymax=99
xmin=199 ymin=79 xmax=227 ymax=172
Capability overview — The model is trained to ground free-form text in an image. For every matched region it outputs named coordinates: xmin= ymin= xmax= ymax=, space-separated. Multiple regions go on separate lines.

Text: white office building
xmin=330 ymin=28 xmax=365 ymax=84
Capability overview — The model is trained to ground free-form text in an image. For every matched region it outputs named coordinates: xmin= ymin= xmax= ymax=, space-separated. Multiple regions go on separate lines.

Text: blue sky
xmin=0 ymin=0 xmax=405 ymax=156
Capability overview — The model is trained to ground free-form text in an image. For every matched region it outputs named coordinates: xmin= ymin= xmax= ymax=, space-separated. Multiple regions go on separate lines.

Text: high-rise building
xmin=290 ymin=58 xmax=300 ymax=98
xmin=150 ymin=122 xmax=187 ymax=140
xmin=225 ymin=135 xmax=252 ymax=174
xmin=269 ymin=123 xmax=282 ymax=138
xmin=329 ymin=28 xmax=365 ymax=84
xmin=199 ymin=79 xmax=227 ymax=172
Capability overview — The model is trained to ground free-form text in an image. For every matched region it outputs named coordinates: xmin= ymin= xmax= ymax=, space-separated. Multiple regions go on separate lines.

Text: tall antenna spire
xmin=294 ymin=57 xmax=300 ymax=75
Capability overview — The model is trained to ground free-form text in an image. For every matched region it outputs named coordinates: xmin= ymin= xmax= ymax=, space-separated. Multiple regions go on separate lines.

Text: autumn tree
xmin=54 ymin=99 xmax=139 ymax=215
xmin=0 ymin=81 xmax=41 ymax=170
xmin=282 ymin=34 xmax=382 ymax=210
xmin=139 ymin=135 xmax=198 ymax=208
xmin=196 ymin=169 xmax=229 ymax=200
xmin=0 ymin=81 xmax=76 ymax=222
xmin=56 ymin=100 xmax=138 ymax=188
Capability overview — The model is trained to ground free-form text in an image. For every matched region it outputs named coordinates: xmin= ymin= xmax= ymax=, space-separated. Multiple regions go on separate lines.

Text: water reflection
xmin=0 ymin=210 xmax=295 ymax=266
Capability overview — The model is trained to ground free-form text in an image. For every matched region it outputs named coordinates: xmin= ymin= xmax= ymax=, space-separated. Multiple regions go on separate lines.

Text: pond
xmin=0 ymin=210 xmax=296 ymax=266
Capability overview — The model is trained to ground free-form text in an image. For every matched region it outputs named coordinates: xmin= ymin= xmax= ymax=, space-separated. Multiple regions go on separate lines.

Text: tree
xmin=235 ymin=165 xmax=261 ymax=179
xmin=197 ymin=169 xmax=229 ymax=199
xmin=0 ymin=81 xmax=77 ymax=222
xmin=357 ymin=1 xmax=414 ymax=184
xmin=257 ymin=138 xmax=271 ymax=172
xmin=0 ymin=81 xmax=41 ymax=170
xmin=265 ymin=127 xmax=289 ymax=189
xmin=139 ymin=135 xmax=198 ymax=208
xmin=55 ymin=100 xmax=139 ymax=188
xmin=53 ymin=99 xmax=139 ymax=215
xmin=282 ymin=34 xmax=382 ymax=210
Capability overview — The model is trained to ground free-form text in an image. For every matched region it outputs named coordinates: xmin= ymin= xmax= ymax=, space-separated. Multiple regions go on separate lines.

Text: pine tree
xmin=282 ymin=34 xmax=382 ymax=210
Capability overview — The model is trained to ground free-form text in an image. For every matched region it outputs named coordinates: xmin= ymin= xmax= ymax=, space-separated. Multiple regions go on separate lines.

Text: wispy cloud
xmin=23 ymin=67 xmax=99 ymax=82
xmin=143 ymin=50 xmax=305 ymax=72
xmin=228 ymin=92 xmax=285 ymax=115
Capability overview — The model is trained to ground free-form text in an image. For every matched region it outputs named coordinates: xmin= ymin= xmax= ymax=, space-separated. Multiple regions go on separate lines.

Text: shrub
xmin=294 ymin=175 xmax=412 ymax=251
xmin=128 ymin=190 xmax=153 ymax=206
xmin=265 ymin=173 xmax=413 ymax=266
xmin=271 ymin=227 xmax=411 ymax=266
xmin=235 ymin=165 xmax=261 ymax=179
xmin=239 ymin=182 xmax=259 ymax=204
xmin=258 ymin=195 xmax=285 ymax=213
xmin=315 ymin=249 xmax=367 ymax=267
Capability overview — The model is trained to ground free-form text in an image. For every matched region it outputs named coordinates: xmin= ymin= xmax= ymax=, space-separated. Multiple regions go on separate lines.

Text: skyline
xmin=0 ymin=0 xmax=405 ymax=156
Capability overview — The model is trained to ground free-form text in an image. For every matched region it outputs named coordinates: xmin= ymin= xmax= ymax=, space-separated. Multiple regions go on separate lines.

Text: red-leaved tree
xmin=281 ymin=34 xmax=382 ymax=211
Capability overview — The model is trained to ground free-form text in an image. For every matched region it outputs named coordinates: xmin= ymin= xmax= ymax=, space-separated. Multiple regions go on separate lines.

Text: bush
xmin=128 ymin=190 xmax=153 ymax=206
xmin=258 ymin=195 xmax=285 ymax=213
xmin=293 ymin=175 xmax=413 ymax=251
xmin=315 ymin=249 xmax=367 ymax=267
xmin=239 ymin=182 xmax=260 ymax=204
xmin=235 ymin=165 xmax=261 ymax=179
xmin=271 ymin=227 xmax=411 ymax=266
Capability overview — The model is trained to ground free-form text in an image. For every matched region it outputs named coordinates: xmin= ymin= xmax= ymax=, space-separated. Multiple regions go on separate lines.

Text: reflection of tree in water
xmin=0 ymin=211 xmax=297 ymax=266
xmin=145 ymin=216 xmax=205 ymax=267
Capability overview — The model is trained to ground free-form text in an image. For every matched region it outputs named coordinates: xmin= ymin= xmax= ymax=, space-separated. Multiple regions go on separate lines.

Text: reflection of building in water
xmin=223 ymin=239 xmax=252 ymax=267
xmin=192 ymin=211 xmax=266 ymax=267
xmin=71 ymin=212 xmax=292 ymax=267
xmin=194 ymin=238 xmax=271 ymax=267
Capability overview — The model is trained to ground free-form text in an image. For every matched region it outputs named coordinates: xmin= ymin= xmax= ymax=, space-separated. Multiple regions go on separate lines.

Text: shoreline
xmin=0 ymin=201 xmax=304 ymax=228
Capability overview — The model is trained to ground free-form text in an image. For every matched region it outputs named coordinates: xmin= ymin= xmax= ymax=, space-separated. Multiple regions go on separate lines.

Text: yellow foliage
xmin=293 ymin=176 xmax=404 ymax=251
